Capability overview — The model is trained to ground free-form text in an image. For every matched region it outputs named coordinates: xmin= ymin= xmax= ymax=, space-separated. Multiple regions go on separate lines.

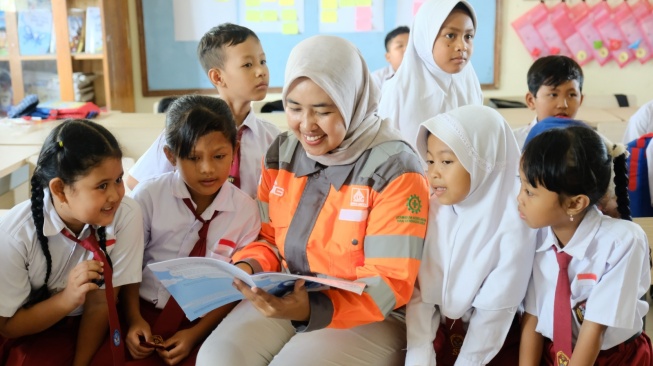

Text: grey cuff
xmin=291 ymin=291 xmax=334 ymax=333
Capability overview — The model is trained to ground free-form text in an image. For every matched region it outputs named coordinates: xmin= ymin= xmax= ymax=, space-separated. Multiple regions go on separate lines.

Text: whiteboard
xmin=137 ymin=0 xmax=500 ymax=95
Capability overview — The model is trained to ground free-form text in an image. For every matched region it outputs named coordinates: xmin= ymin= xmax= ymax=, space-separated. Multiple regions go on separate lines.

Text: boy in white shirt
xmin=370 ymin=26 xmax=409 ymax=92
xmin=127 ymin=23 xmax=279 ymax=199
xmin=515 ymin=55 xmax=584 ymax=148
xmin=623 ymin=99 xmax=653 ymax=143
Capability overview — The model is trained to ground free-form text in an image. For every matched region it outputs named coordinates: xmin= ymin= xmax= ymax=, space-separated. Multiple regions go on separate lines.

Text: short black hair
xmin=527 ymin=55 xmax=584 ymax=96
xmin=197 ymin=23 xmax=259 ymax=74
xmin=384 ymin=26 xmax=409 ymax=51
xmin=521 ymin=126 xmax=611 ymax=207
xmin=157 ymin=96 xmax=179 ymax=114
xmin=165 ymin=95 xmax=237 ymax=159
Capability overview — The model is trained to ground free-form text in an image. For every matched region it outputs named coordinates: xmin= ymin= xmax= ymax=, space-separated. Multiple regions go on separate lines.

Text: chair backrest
xmin=627 ymin=133 xmax=653 ymax=217
xmin=581 ymin=94 xmax=638 ymax=109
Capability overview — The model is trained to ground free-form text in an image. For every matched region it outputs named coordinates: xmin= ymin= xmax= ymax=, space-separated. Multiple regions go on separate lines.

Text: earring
xmin=569 ymin=214 xmax=574 ymax=222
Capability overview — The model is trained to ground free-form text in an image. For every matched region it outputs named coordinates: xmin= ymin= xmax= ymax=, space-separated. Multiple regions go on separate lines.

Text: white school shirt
xmin=132 ymin=171 xmax=260 ymax=309
xmin=623 ymin=100 xmax=653 ymax=143
xmin=370 ymin=65 xmax=394 ymax=93
xmin=407 ymin=106 xmax=537 ymax=366
xmin=128 ymin=109 xmax=280 ymax=199
xmin=0 ymin=190 xmax=144 ymax=317
xmin=647 ymin=142 xmax=653 ymax=207
xmin=524 ymin=207 xmax=650 ymax=350
xmin=513 ymin=117 xmax=538 ymax=149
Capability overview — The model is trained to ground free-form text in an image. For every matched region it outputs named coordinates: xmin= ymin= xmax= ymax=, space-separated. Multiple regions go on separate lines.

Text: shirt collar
xmin=241 ymin=108 xmax=260 ymax=136
xmin=293 ymin=150 xmax=356 ymax=191
xmin=42 ymin=189 xmax=92 ymax=238
xmin=536 ymin=206 xmax=602 ymax=259
xmin=170 ymin=171 xmax=237 ymax=219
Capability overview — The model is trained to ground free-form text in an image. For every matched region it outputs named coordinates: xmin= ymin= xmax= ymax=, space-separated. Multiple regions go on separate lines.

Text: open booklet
xmin=147 ymin=257 xmax=366 ymax=321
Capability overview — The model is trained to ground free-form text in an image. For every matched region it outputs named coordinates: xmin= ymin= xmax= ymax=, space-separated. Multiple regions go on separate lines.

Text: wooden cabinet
xmin=2 ymin=0 xmax=134 ymax=112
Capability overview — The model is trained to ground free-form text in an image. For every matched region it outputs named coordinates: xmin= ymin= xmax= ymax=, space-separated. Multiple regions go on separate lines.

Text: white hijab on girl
xmin=406 ymin=105 xmax=536 ymax=363
xmin=378 ymin=0 xmax=483 ymax=147
xmin=282 ymin=35 xmax=404 ymax=166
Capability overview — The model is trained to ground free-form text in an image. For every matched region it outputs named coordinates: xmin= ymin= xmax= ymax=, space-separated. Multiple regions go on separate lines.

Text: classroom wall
xmin=127 ymin=0 xmax=653 ymax=114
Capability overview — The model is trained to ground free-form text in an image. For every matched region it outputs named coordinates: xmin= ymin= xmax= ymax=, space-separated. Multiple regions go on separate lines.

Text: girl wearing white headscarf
xmin=406 ymin=105 xmax=537 ymax=366
xmin=197 ymin=36 xmax=430 ymax=366
xmin=378 ymin=0 xmax=483 ymax=147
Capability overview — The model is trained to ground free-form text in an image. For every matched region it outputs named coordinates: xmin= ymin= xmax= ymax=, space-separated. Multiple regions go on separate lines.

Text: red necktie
xmin=553 ymin=246 xmax=573 ymax=363
xmin=61 ymin=227 xmax=124 ymax=366
xmin=151 ymin=199 xmax=219 ymax=337
xmin=228 ymin=126 xmax=247 ymax=188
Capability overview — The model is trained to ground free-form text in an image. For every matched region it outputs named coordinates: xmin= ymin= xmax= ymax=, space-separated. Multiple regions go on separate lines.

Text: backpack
xmin=627 ymin=133 xmax=653 ymax=217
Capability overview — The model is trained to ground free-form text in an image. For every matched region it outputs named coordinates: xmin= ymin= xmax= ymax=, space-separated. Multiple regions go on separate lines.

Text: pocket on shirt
xmin=326 ymin=220 xmax=366 ymax=279
xmin=571 ymin=275 xmax=596 ymax=302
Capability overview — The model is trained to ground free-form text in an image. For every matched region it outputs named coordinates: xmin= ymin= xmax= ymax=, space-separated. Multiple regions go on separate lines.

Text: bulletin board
xmin=136 ymin=0 xmax=501 ymax=96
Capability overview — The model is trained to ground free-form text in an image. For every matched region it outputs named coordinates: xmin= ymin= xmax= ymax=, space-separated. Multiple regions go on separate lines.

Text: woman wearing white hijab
xmin=196 ymin=35 xmax=429 ymax=366
xmin=406 ymin=105 xmax=536 ymax=366
xmin=378 ymin=0 xmax=483 ymax=147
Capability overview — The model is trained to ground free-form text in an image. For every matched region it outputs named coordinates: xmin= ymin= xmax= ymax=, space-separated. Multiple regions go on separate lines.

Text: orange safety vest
xmin=234 ymin=133 xmax=429 ymax=329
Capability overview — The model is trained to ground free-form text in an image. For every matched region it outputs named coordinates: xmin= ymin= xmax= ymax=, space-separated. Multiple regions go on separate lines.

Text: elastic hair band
xmin=608 ymin=143 xmax=628 ymax=159
xmin=58 ymin=141 xmax=63 ymax=148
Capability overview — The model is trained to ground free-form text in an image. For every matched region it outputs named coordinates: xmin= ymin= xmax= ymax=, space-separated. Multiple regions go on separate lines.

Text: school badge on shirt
xmin=556 ymin=351 xmax=570 ymax=366
xmin=574 ymin=300 xmax=586 ymax=324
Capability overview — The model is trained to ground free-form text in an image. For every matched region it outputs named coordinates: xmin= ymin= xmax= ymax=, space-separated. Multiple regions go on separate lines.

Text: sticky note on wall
xmin=321 ymin=10 xmax=338 ymax=23
xmin=279 ymin=0 xmax=295 ymax=6
xmin=282 ymin=22 xmax=299 ymax=34
xmin=322 ymin=0 xmax=338 ymax=9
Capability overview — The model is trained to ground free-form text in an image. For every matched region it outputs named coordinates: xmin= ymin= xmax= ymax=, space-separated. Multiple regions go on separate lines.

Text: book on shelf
xmin=84 ymin=7 xmax=102 ymax=54
xmin=68 ymin=8 xmax=85 ymax=53
xmin=17 ymin=9 xmax=52 ymax=56
xmin=148 ymin=257 xmax=366 ymax=321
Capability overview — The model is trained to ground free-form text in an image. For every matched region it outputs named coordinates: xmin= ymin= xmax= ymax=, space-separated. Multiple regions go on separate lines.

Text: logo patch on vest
xmin=271 ymin=183 xmax=285 ymax=197
xmin=350 ymin=188 xmax=369 ymax=207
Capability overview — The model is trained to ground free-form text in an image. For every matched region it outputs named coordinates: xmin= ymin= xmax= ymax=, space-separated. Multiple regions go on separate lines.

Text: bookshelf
xmin=3 ymin=0 xmax=134 ymax=112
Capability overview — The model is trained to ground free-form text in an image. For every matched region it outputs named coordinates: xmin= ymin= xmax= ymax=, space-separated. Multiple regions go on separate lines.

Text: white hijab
xmin=415 ymin=105 xmax=536 ymax=316
xmin=282 ymin=35 xmax=405 ymax=166
xmin=378 ymin=0 xmax=483 ymax=147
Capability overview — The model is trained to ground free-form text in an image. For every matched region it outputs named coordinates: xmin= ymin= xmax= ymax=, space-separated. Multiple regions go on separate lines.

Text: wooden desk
xmin=602 ymin=107 xmax=639 ymax=122
xmin=0 ymin=113 xmax=166 ymax=159
xmin=596 ymin=122 xmax=628 ymax=143
xmin=0 ymin=119 xmax=59 ymax=146
xmin=496 ymin=108 xmax=535 ymax=129
xmin=95 ymin=113 xmax=166 ymax=158
xmin=497 ymin=107 xmax=622 ymax=130
xmin=0 ymin=145 xmax=40 ymax=178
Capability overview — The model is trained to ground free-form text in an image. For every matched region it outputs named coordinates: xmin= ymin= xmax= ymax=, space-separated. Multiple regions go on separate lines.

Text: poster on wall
xmin=512 ymin=0 xmax=652 ymax=67
xmin=239 ymin=0 xmax=305 ymax=35
xmin=318 ymin=0 xmax=384 ymax=33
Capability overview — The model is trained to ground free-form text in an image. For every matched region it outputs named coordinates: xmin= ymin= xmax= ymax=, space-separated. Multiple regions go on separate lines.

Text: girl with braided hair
xmin=0 ymin=119 xmax=144 ymax=366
